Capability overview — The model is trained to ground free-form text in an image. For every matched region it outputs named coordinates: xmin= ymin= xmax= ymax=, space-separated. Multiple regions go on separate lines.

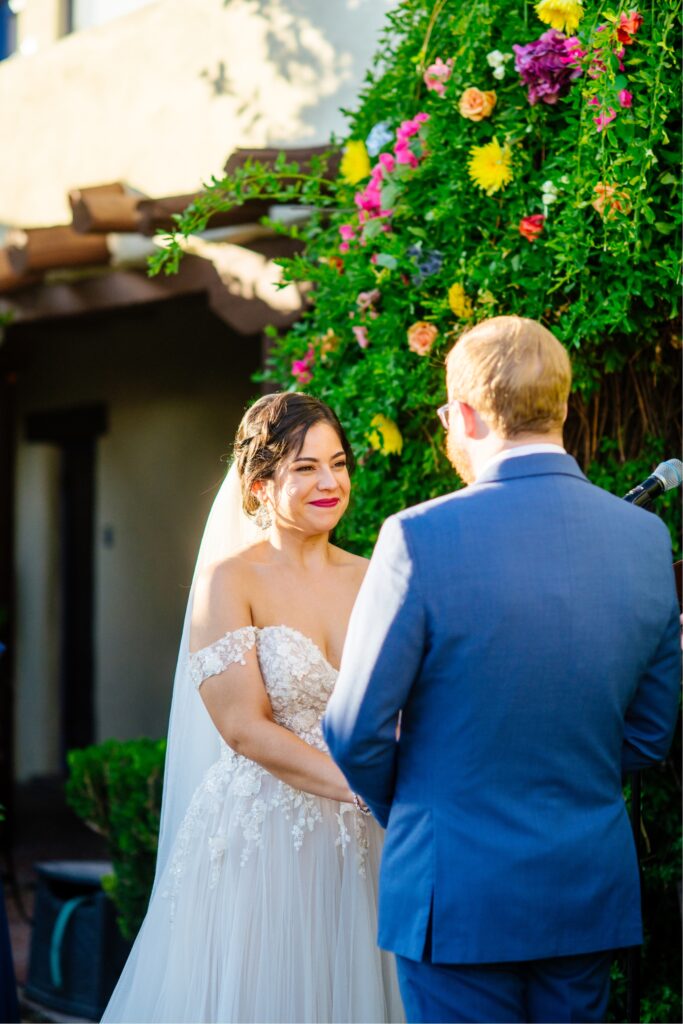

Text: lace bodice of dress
xmin=162 ymin=627 xmax=367 ymax=918
xmin=189 ymin=624 xmax=337 ymax=752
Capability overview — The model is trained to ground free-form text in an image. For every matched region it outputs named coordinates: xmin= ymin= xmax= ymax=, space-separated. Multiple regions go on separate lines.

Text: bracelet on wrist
xmin=353 ymin=793 xmax=371 ymax=816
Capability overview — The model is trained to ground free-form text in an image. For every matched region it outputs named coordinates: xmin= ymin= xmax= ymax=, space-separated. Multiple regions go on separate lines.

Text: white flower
xmin=541 ymin=180 xmax=559 ymax=205
xmin=493 ymin=65 xmax=506 ymax=80
xmin=487 ymin=49 xmax=505 ymax=67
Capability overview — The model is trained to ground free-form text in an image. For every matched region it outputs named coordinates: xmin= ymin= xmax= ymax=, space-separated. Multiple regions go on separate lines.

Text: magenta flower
xmin=513 ymin=29 xmax=582 ymax=105
xmin=291 ymin=347 xmax=315 ymax=385
xmin=560 ymin=36 xmax=586 ymax=68
xmin=618 ymin=89 xmax=633 ymax=108
xmin=593 ymin=107 xmax=617 ymax=132
xmin=378 ymin=152 xmax=395 ymax=173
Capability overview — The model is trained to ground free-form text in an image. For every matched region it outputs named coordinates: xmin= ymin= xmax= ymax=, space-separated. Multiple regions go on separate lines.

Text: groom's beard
xmin=446 ymin=434 xmax=475 ymax=485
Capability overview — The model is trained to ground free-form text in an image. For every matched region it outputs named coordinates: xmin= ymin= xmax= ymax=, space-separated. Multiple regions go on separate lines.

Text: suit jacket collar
xmin=475 ymin=451 xmax=589 ymax=487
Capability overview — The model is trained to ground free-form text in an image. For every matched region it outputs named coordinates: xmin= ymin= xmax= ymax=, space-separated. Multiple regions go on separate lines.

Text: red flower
xmin=519 ymin=214 xmax=546 ymax=242
xmin=616 ymin=10 xmax=643 ymax=45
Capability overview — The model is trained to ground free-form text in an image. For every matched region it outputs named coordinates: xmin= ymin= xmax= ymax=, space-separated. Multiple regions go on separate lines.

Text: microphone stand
xmin=620 ymin=480 xmax=664 ymax=1023
xmin=626 ymin=772 xmax=642 ymax=1024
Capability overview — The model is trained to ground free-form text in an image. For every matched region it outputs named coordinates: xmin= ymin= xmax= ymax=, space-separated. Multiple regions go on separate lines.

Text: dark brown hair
xmin=234 ymin=392 xmax=355 ymax=515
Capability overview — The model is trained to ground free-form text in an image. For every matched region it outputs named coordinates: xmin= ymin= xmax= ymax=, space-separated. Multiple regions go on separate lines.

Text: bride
xmin=102 ymin=392 xmax=403 ymax=1023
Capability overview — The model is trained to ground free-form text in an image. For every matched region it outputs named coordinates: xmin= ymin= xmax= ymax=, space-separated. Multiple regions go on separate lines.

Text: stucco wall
xmin=1 ymin=0 xmax=392 ymax=226
xmin=12 ymin=296 xmax=259 ymax=778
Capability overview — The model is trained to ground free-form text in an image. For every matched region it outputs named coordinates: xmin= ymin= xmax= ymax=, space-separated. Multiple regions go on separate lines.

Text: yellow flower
xmin=367 ymin=414 xmax=403 ymax=456
xmin=467 ymin=138 xmax=513 ymax=195
xmin=340 ymin=140 xmax=371 ymax=184
xmin=448 ymin=283 xmax=474 ymax=319
xmin=535 ymin=0 xmax=584 ymax=34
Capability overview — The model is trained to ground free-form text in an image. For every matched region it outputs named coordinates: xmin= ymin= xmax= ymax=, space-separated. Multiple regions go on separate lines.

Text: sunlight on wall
xmin=0 ymin=0 xmax=392 ymax=226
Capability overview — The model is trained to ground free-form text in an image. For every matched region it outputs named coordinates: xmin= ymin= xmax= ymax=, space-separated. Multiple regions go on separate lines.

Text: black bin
xmin=26 ymin=861 xmax=131 ymax=1020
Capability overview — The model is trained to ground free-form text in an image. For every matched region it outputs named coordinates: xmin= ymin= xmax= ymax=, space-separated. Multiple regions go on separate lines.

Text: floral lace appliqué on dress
xmin=162 ymin=625 xmax=369 ymax=919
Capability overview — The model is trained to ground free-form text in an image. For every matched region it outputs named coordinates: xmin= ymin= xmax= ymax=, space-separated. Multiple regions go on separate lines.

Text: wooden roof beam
xmin=136 ymin=194 xmax=272 ymax=235
xmin=223 ymin=145 xmax=341 ymax=181
xmin=69 ymin=182 xmax=143 ymax=234
xmin=6 ymin=226 xmax=110 ymax=276
xmin=0 ymin=249 xmax=39 ymax=293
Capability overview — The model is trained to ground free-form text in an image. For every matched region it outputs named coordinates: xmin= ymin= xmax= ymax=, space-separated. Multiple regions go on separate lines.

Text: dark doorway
xmin=25 ymin=405 xmax=107 ymax=766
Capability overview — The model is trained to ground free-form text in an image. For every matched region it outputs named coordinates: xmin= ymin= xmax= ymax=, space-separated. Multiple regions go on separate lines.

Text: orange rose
xmin=407 ymin=321 xmax=438 ymax=356
xmin=592 ymin=182 xmax=630 ymax=219
xmin=459 ymin=88 xmax=497 ymax=122
xmin=319 ymin=329 xmax=340 ymax=357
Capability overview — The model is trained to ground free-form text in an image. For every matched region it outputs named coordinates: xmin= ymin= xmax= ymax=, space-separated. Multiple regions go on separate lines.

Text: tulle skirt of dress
xmin=102 ymin=751 xmax=403 ymax=1023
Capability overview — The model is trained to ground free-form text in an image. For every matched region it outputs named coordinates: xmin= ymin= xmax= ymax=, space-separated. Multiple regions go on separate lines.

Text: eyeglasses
xmin=437 ymin=399 xmax=459 ymax=431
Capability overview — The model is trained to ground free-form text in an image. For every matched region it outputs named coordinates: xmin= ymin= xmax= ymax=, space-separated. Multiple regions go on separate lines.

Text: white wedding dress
xmin=103 ymin=621 xmax=403 ymax=1023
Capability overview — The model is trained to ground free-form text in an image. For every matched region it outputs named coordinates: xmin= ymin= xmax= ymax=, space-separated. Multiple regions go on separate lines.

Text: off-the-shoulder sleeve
xmin=189 ymin=626 xmax=257 ymax=690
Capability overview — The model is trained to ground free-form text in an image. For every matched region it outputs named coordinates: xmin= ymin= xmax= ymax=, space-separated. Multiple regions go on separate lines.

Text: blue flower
xmin=410 ymin=248 xmax=444 ymax=284
xmin=365 ymin=122 xmax=394 ymax=157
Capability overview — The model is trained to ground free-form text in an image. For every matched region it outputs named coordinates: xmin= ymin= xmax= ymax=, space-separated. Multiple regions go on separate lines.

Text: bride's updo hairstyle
xmin=234 ymin=392 xmax=355 ymax=516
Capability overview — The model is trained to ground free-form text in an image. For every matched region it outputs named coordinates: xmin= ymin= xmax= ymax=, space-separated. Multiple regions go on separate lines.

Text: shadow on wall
xmin=200 ymin=0 xmax=376 ymax=136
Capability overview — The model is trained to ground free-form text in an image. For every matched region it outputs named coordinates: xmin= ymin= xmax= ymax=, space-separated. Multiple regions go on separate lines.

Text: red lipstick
xmin=310 ymin=498 xmax=340 ymax=507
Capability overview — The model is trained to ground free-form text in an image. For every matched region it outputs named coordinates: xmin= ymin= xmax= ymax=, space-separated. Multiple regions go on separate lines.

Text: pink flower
xmin=353 ymin=326 xmax=370 ymax=349
xmin=423 ymin=57 xmax=453 ymax=96
xmin=615 ymin=47 xmax=626 ymax=71
xmin=291 ymin=347 xmax=315 ymax=385
xmin=587 ymin=96 xmax=600 ymax=106
xmin=357 ymin=289 xmax=381 ymax=311
xmin=593 ymin=107 xmax=617 ymax=132
xmin=618 ymin=89 xmax=633 ymax=108
xmin=338 ymin=223 xmax=356 ymax=253
xmin=519 ymin=214 xmax=546 ymax=242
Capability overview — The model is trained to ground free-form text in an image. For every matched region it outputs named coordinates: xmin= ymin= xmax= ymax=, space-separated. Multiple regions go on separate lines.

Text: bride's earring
xmin=255 ymin=502 xmax=273 ymax=531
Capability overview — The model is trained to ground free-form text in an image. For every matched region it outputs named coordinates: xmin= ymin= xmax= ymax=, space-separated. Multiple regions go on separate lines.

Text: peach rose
xmin=592 ymin=182 xmax=631 ymax=219
xmin=459 ymin=88 xmax=497 ymax=122
xmin=407 ymin=321 xmax=438 ymax=356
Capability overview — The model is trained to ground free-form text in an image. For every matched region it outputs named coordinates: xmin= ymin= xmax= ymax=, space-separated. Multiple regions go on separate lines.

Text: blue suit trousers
xmin=396 ymin=950 xmax=613 ymax=1024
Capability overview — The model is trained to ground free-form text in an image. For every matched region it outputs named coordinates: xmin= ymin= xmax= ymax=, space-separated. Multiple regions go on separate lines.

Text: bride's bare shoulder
xmin=192 ymin=546 xmax=267 ymax=646
xmin=198 ymin=543 xmax=270 ymax=587
xmin=330 ymin=545 xmax=370 ymax=583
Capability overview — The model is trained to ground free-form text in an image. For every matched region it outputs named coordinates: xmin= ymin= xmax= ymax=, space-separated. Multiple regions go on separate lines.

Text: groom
xmin=323 ymin=315 xmax=681 ymax=1024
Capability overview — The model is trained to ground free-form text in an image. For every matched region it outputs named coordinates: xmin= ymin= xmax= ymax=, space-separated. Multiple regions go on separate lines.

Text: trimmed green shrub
xmin=66 ymin=738 xmax=166 ymax=941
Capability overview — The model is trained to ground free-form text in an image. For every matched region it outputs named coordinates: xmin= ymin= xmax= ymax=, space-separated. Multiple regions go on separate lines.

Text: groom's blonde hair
xmin=446 ymin=316 xmax=571 ymax=438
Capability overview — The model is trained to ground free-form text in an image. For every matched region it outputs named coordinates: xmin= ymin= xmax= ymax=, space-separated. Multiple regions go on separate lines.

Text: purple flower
xmin=513 ymin=29 xmax=582 ymax=106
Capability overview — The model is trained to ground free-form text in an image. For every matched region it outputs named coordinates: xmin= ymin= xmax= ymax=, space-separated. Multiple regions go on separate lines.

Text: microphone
xmin=623 ymin=459 xmax=683 ymax=508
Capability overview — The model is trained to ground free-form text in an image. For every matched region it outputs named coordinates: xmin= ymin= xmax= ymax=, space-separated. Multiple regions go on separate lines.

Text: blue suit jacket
xmin=323 ymin=454 xmax=681 ymax=964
